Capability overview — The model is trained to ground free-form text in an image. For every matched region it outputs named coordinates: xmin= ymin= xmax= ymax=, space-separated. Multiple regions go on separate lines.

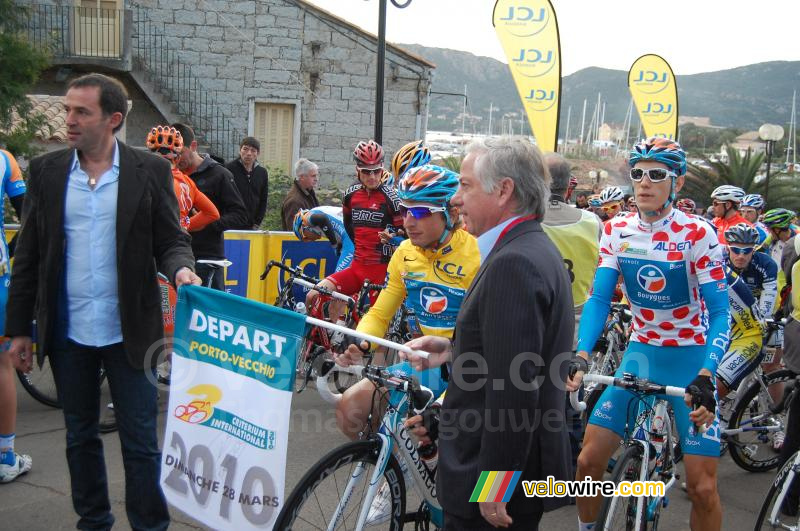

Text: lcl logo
xmin=633 ymin=70 xmax=669 ymax=83
xmin=525 ymin=89 xmax=555 ymax=101
xmin=643 ymin=102 xmax=673 ymax=114
xmin=512 ymin=48 xmax=555 ymax=64
xmin=498 ymin=6 xmax=546 ymax=21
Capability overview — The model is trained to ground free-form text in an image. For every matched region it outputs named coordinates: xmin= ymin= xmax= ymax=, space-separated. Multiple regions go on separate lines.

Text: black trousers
xmin=444 ymin=511 xmax=542 ymax=530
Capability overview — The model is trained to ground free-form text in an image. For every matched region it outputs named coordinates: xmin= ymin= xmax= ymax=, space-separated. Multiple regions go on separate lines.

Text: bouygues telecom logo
xmin=630 ymin=69 xmax=671 ymax=95
xmin=495 ymin=3 xmax=551 ymax=38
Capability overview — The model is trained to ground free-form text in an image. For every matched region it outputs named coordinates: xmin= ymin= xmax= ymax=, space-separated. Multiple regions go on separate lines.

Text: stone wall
xmin=129 ymin=0 xmax=433 ymax=188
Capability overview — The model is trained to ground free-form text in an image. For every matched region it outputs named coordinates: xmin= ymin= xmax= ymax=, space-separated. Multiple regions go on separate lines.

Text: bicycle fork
xmin=329 ymin=433 xmax=393 ymax=531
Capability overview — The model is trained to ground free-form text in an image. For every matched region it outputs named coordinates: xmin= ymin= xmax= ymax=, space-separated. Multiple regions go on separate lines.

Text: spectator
xmin=281 ymin=158 xmax=319 ymax=230
xmin=225 ymin=137 xmax=269 ymax=230
xmin=172 ymin=122 xmax=248 ymax=289
xmin=404 ymin=136 xmax=574 ymax=530
xmin=6 ymin=73 xmax=199 ymax=529
xmin=575 ymin=192 xmax=589 ymax=209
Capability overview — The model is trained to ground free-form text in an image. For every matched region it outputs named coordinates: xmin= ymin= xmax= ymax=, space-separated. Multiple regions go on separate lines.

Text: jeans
xmin=50 ymin=340 xmax=169 ymax=531
xmin=195 ymin=261 xmax=224 ymax=291
xmin=444 ymin=511 xmax=541 ymax=530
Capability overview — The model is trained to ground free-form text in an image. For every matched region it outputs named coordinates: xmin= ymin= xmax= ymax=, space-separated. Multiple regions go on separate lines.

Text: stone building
xmin=24 ymin=0 xmax=434 ymax=187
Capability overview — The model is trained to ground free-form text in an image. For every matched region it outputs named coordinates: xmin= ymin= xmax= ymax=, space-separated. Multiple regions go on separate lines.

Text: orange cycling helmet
xmin=353 ymin=140 xmax=384 ymax=166
xmin=146 ymin=125 xmax=184 ymax=154
xmin=391 ymin=140 xmax=431 ymax=184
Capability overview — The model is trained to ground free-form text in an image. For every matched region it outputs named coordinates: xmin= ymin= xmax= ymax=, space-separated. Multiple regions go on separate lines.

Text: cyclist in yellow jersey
xmin=335 ymin=164 xmax=478 ymax=439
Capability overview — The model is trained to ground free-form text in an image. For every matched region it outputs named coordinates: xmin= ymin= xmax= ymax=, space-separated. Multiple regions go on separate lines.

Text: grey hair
xmin=294 ymin=158 xmax=318 ymax=178
xmin=465 ymin=136 xmax=551 ymax=218
xmin=544 ymin=153 xmax=571 ymax=196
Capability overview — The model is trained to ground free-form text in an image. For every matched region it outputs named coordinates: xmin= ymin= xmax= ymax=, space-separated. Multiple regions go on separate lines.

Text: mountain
xmin=399 ymin=44 xmax=800 ymax=134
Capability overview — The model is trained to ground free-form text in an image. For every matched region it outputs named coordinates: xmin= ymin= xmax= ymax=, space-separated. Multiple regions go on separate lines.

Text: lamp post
xmin=758 ymin=123 xmax=785 ymax=205
xmin=373 ymin=0 xmax=412 ymax=144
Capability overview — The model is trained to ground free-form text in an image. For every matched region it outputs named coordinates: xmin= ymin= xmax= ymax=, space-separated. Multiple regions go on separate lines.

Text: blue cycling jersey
xmin=307 ymin=206 xmax=354 ymax=272
xmin=727 ymin=249 xmax=778 ymax=319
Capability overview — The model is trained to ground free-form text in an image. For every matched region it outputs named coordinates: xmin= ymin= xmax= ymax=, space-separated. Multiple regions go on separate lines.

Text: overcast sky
xmin=304 ymin=0 xmax=800 ymax=76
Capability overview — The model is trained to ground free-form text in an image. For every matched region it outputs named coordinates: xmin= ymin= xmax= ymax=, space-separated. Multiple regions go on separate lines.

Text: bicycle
xmin=16 ymin=321 xmax=117 ymax=434
xmin=723 ymin=318 xmax=793 ymax=472
xmin=275 ymin=361 xmax=441 ymax=530
xmin=753 ymin=377 xmax=800 ymax=530
xmin=582 ymin=303 xmax=632 ymax=422
xmin=570 ymin=373 xmax=701 ymax=530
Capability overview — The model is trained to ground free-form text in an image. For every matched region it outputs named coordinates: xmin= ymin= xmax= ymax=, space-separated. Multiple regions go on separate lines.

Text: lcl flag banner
xmin=160 ymin=285 xmax=305 ymax=530
xmin=628 ymin=54 xmax=679 ymax=139
xmin=493 ymin=0 xmax=561 ymax=152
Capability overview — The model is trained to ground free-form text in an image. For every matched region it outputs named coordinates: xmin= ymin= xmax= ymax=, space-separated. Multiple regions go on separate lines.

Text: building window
xmin=253 ymin=102 xmax=295 ymax=173
xmin=72 ymin=0 xmax=122 ymax=57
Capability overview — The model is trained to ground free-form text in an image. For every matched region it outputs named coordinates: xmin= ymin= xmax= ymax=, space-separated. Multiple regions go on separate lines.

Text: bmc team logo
xmin=421 ymin=286 xmax=448 ymax=314
xmin=495 ymin=4 xmax=550 ymax=38
xmin=631 ymin=70 xmax=671 ymax=94
xmin=636 ymin=265 xmax=667 ymax=294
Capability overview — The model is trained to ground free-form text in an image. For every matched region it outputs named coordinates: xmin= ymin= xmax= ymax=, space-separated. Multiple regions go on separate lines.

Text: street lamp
xmin=758 ymin=123 xmax=785 ymax=204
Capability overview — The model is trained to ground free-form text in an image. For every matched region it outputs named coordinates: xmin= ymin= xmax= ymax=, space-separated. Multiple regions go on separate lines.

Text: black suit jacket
xmin=438 ymin=218 xmax=574 ymax=519
xmin=5 ymin=142 xmax=195 ymax=369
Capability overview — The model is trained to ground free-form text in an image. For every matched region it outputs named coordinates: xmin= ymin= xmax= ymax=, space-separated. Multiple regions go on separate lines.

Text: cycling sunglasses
xmin=629 ymin=167 xmax=676 ymax=183
xmin=601 ymin=203 xmax=621 ymax=212
xmin=728 ymin=246 xmax=754 ymax=255
xmin=399 ymin=203 xmax=446 ymax=220
xmin=357 ymin=166 xmax=383 ymax=175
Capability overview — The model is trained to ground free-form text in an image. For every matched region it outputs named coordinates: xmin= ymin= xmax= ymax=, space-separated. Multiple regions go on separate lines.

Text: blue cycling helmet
xmin=292 ymin=209 xmax=320 ymax=241
xmin=724 ymin=223 xmax=760 ymax=245
xmin=742 ymin=193 xmax=766 ymax=211
xmin=398 ymin=164 xmax=460 ymax=246
xmin=630 ymin=136 xmax=687 ymax=177
xmin=630 ymin=136 xmax=687 ymax=217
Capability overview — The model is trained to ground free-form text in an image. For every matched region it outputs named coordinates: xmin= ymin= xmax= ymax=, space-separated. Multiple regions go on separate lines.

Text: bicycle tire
xmin=728 ymin=369 xmax=795 ymax=472
xmin=596 ymin=444 xmax=647 ymax=531
xmin=16 ymin=356 xmax=59 ymax=408
xmin=274 ymin=439 xmax=406 ymax=530
xmin=753 ymin=451 xmax=800 ymax=529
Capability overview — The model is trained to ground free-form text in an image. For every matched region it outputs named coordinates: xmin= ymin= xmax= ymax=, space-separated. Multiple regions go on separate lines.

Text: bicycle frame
xmin=764 ymin=450 xmax=800 ymax=527
xmin=329 ymin=390 xmax=444 ymax=530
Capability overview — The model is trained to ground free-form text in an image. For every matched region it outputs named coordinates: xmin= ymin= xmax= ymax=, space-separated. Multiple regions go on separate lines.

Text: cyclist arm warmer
xmin=759 ymin=259 xmax=779 ymax=318
xmin=699 ymin=280 xmax=730 ymax=373
xmin=9 ymin=194 xmax=24 ymax=219
xmin=575 ymin=267 xmax=618 ymax=353
xmin=355 ymin=254 xmax=406 ymax=344
xmin=309 ymin=212 xmax=340 ymax=248
xmin=187 ymin=187 xmax=220 ymax=232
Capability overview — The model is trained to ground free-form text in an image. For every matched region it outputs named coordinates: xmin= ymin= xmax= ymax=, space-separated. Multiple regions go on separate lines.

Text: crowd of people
xmin=3 ymin=71 xmax=800 ymax=531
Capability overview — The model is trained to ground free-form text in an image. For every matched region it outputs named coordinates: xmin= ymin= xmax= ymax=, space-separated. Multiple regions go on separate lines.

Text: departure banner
xmin=628 ymin=54 xmax=678 ymax=139
xmin=493 ymin=0 xmax=562 ymax=152
xmin=160 ymin=286 xmax=305 ymax=530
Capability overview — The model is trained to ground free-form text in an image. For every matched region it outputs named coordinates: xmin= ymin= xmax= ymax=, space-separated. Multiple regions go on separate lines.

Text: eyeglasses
xmin=601 ymin=203 xmax=621 ymax=212
xmin=629 ymin=168 xmax=676 ymax=183
xmin=712 ymin=200 xmax=729 ymax=207
xmin=358 ymin=167 xmax=383 ymax=176
xmin=399 ymin=203 xmax=446 ymax=220
xmin=728 ymin=246 xmax=754 ymax=255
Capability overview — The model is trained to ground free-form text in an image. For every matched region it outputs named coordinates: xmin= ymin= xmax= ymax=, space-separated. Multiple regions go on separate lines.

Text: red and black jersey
xmin=342 ymin=182 xmax=403 ymax=265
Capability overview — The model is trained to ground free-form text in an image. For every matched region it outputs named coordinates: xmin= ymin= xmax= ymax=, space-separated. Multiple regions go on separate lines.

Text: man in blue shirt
xmin=6 ymin=73 xmax=199 ymax=530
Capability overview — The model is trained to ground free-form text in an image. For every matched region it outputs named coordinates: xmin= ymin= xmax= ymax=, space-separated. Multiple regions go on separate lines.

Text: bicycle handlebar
xmin=260 ymin=260 xmax=319 ymax=283
xmin=315 ymin=363 xmax=434 ymax=412
xmin=292 ymin=278 xmax=355 ymax=306
xmin=569 ymin=373 xmax=686 ymax=412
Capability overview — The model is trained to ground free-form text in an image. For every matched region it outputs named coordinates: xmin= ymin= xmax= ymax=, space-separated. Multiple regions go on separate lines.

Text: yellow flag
xmin=628 ymin=54 xmax=678 ymax=140
xmin=493 ymin=0 xmax=561 ymax=152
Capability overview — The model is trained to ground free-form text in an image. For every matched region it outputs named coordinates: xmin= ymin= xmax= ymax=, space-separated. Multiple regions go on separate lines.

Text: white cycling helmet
xmin=599 ymin=186 xmax=625 ymax=204
xmin=711 ymin=185 xmax=745 ymax=203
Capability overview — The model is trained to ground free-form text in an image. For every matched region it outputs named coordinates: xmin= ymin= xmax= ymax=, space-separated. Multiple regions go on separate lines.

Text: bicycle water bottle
xmin=294 ymin=302 xmax=307 ymax=315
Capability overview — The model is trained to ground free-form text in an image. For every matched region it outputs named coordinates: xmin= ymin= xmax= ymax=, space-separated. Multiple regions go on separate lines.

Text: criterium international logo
xmin=174 ymin=383 xmax=277 ymax=450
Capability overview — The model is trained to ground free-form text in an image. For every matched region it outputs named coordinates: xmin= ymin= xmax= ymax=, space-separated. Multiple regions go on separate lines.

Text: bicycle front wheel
xmin=16 ymin=356 xmax=59 ymax=408
xmin=754 ymin=452 xmax=800 ymax=529
xmin=728 ymin=369 xmax=794 ymax=472
xmin=274 ymin=439 xmax=406 ymax=530
xmin=597 ymin=444 xmax=647 ymax=531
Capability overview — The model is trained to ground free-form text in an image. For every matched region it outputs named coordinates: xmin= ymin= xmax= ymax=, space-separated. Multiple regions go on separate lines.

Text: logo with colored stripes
xmin=470 ymin=471 xmax=522 ymax=502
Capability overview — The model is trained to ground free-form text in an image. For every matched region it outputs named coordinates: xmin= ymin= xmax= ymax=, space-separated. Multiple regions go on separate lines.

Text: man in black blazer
xmin=6 ymin=73 xmax=198 ymax=530
xmin=405 ymin=137 xmax=574 ymax=530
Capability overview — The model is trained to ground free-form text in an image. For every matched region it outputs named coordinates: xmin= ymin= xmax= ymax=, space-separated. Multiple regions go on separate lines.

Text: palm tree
xmin=680 ymin=145 xmax=800 ymax=211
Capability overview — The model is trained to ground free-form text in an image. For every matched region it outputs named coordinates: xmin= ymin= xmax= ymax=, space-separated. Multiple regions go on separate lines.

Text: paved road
xmin=0 ymin=377 xmax=781 ymax=530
